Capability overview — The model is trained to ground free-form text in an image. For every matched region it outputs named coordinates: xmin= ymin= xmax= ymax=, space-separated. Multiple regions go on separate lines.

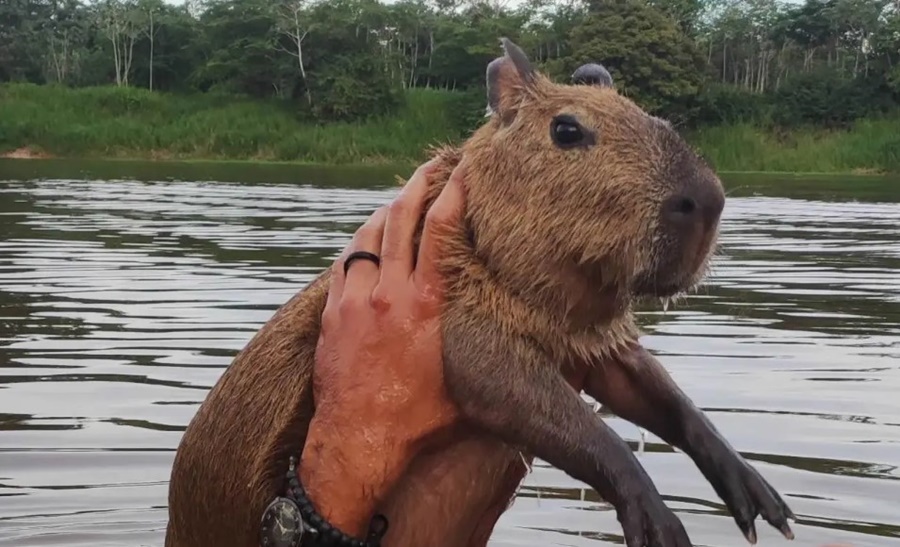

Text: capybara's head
xmin=459 ymin=38 xmax=724 ymax=314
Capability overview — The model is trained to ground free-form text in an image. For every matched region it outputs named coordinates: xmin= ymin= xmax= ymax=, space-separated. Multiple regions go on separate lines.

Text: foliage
xmin=1 ymin=0 xmax=899 ymax=156
xmin=4 ymin=82 xmax=897 ymax=173
xmin=688 ymin=118 xmax=900 ymax=173
xmin=692 ymin=84 xmax=769 ymax=126
xmin=561 ymin=0 xmax=706 ymax=119
xmin=0 ymin=83 xmax=473 ymax=162
xmin=770 ymin=69 xmax=893 ymax=128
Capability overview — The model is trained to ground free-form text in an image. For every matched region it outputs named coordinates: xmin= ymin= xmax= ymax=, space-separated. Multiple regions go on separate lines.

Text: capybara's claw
xmin=619 ymin=493 xmax=691 ymax=547
xmin=707 ymin=454 xmax=796 ymax=543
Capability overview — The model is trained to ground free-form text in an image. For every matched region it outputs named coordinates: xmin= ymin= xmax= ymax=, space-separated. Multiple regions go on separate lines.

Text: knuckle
xmin=351 ymin=225 xmax=371 ymax=243
xmin=388 ymin=198 xmax=409 ymax=219
xmin=355 ymin=206 xmax=388 ymax=238
xmin=353 ymin=227 xmax=378 ymax=248
xmin=320 ymin=301 xmax=339 ymax=330
xmin=424 ymin=206 xmax=451 ymax=231
xmin=379 ymin=243 xmax=400 ymax=262
xmin=369 ymin=286 xmax=393 ymax=312
xmin=337 ymin=295 xmax=364 ymax=317
xmin=379 ymin=245 xmax=405 ymax=267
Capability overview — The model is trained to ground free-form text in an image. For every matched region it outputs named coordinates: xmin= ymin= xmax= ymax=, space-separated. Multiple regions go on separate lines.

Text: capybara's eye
xmin=550 ymin=114 xmax=595 ymax=149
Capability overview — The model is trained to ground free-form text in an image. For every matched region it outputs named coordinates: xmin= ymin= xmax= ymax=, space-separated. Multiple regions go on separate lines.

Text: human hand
xmin=312 ymin=158 xmax=465 ymax=451
xmin=299 ymin=158 xmax=467 ymax=536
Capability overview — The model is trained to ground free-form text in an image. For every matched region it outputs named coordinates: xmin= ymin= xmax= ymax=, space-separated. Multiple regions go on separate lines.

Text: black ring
xmin=343 ymin=251 xmax=381 ymax=276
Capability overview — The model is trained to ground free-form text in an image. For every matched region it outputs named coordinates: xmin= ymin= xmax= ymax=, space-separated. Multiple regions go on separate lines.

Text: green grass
xmin=2 ymin=83 xmax=899 ymax=173
xmin=688 ymin=119 xmax=900 ymax=174
xmin=0 ymin=83 xmax=466 ymax=164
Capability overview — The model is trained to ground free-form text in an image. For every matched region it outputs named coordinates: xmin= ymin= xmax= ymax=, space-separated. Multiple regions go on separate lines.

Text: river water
xmin=1 ymin=160 xmax=898 ymax=547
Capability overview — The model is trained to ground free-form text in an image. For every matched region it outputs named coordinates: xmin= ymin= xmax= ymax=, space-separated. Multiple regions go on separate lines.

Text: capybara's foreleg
xmin=441 ymin=317 xmax=691 ymax=547
xmin=584 ymin=343 xmax=796 ymax=543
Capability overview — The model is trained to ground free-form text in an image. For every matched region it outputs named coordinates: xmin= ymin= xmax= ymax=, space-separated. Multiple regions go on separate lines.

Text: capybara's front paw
xmin=617 ymin=492 xmax=691 ymax=547
xmin=708 ymin=455 xmax=796 ymax=543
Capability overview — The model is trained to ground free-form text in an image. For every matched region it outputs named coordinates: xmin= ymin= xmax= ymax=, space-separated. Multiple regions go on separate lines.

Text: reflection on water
xmin=1 ymin=162 xmax=898 ymax=547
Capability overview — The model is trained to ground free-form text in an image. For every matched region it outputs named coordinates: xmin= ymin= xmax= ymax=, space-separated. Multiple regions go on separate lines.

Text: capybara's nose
xmin=662 ymin=176 xmax=725 ymax=231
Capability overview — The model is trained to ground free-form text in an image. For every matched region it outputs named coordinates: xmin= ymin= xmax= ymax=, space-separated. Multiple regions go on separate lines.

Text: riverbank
xmin=0 ymin=83 xmax=474 ymax=165
xmin=2 ymin=83 xmax=898 ymax=173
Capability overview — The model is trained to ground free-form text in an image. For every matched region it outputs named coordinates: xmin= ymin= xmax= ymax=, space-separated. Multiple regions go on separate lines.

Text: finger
xmin=415 ymin=160 xmax=467 ymax=291
xmin=379 ymin=160 xmax=438 ymax=285
xmin=707 ymin=470 xmax=757 ymax=544
xmin=320 ymin=229 xmax=359 ymax=330
xmin=325 ymin=242 xmax=353 ymax=312
xmin=716 ymin=469 xmax=758 ymax=544
xmin=754 ymin=487 xmax=789 ymax=538
xmin=783 ymin=500 xmax=797 ymax=523
xmin=760 ymin=473 xmax=797 ymax=522
xmin=732 ymin=495 xmax=758 ymax=545
xmin=341 ymin=206 xmax=388 ymax=304
xmin=758 ymin=478 xmax=796 ymax=539
xmin=321 ymin=266 xmax=343 ymax=332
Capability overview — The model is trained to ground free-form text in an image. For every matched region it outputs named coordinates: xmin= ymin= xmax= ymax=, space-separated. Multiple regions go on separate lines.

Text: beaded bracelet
xmin=286 ymin=456 xmax=390 ymax=547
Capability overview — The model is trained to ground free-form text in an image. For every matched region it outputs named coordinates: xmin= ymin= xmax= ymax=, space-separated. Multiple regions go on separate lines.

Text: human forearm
xmin=298 ymin=415 xmax=411 ymax=538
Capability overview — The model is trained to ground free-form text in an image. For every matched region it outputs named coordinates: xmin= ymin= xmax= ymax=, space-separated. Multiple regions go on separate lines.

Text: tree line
xmin=2 ymin=0 xmax=899 ymax=128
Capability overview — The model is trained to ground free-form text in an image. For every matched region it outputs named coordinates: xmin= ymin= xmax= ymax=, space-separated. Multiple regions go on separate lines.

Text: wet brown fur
xmin=166 ymin=41 xmax=722 ymax=547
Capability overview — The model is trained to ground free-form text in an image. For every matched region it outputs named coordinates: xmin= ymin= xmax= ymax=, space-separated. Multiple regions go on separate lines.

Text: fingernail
xmin=422 ymin=158 xmax=440 ymax=173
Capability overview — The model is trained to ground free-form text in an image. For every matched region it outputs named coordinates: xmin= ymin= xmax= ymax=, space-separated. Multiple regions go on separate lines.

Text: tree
xmin=563 ymin=0 xmax=706 ymax=118
xmin=137 ymin=0 xmax=163 ymax=90
xmin=95 ymin=0 xmax=142 ymax=86
xmin=275 ymin=0 xmax=313 ymax=104
xmin=191 ymin=0 xmax=288 ymax=97
xmin=0 ymin=0 xmax=51 ymax=82
xmin=44 ymin=0 xmax=88 ymax=84
xmin=647 ymin=0 xmax=704 ymax=36
xmin=1 ymin=0 xmax=897 ymax=128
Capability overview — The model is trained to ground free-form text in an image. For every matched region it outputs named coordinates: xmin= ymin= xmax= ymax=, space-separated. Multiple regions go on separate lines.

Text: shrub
xmin=771 ymin=70 xmax=891 ymax=128
xmin=690 ymin=84 xmax=768 ymax=126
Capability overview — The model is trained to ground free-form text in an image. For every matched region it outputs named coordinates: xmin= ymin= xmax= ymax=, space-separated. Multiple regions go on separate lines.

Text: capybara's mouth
xmin=630 ymin=233 xmax=718 ymax=299
xmin=631 ymin=272 xmax=704 ymax=299
xmin=632 ymin=278 xmax=690 ymax=299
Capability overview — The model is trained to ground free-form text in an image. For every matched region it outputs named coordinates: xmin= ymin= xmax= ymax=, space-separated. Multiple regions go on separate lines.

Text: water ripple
xmin=1 ymin=175 xmax=899 ymax=547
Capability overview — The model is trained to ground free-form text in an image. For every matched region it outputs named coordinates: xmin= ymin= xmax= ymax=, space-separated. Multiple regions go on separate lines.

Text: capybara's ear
xmin=486 ymin=37 xmax=536 ymax=123
xmin=571 ymin=63 xmax=614 ymax=88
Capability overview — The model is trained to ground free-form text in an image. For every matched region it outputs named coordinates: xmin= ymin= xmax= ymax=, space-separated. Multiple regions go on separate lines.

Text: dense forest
xmin=1 ymin=0 xmax=899 ymax=171
xmin=3 ymin=0 xmax=899 ymax=126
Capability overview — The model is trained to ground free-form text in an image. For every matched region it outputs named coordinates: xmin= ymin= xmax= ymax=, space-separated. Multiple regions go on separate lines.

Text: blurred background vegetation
xmin=2 ymin=0 xmax=899 ymax=170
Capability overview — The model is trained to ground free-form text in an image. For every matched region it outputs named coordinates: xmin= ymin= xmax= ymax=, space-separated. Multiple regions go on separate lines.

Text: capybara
xmin=166 ymin=38 xmax=795 ymax=547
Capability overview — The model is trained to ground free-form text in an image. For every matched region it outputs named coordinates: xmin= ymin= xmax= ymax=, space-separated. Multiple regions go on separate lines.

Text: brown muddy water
xmin=1 ymin=159 xmax=898 ymax=547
